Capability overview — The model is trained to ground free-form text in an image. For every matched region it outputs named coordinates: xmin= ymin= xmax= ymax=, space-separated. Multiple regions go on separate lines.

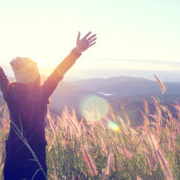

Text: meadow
xmin=0 ymin=77 xmax=180 ymax=180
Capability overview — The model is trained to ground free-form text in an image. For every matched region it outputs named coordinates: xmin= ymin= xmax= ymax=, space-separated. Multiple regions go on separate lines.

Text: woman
xmin=0 ymin=32 xmax=96 ymax=180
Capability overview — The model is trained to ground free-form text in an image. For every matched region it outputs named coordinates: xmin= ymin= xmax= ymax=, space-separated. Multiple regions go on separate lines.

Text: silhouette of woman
xmin=0 ymin=32 xmax=96 ymax=180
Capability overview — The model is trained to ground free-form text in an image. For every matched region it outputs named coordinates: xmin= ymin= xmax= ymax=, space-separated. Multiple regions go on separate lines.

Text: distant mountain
xmin=69 ymin=76 xmax=180 ymax=96
xmin=49 ymin=76 xmax=180 ymax=122
xmin=0 ymin=76 xmax=179 ymax=125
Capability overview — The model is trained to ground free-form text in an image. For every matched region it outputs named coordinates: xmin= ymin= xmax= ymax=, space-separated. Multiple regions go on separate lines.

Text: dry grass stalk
xmin=154 ymin=75 xmax=166 ymax=94
xmin=149 ymin=133 xmax=173 ymax=180
xmin=106 ymin=152 xmax=114 ymax=176
xmin=140 ymin=110 xmax=149 ymax=128
xmin=136 ymin=176 xmax=143 ymax=180
xmin=156 ymin=150 xmax=173 ymax=180
xmin=101 ymin=168 xmax=106 ymax=179
xmin=142 ymin=97 xmax=150 ymax=114
xmin=151 ymin=96 xmax=163 ymax=132
xmin=81 ymin=146 xmax=98 ymax=176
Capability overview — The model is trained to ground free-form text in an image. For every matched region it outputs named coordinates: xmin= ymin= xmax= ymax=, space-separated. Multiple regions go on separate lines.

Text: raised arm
xmin=42 ymin=32 xmax=97 ymax=98
xmin=0 ymin=67 xmax=9 ymax=99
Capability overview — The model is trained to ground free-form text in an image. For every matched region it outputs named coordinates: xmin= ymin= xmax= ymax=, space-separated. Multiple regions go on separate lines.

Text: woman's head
xmin=10 ymin=57 xmax=40 ymax=84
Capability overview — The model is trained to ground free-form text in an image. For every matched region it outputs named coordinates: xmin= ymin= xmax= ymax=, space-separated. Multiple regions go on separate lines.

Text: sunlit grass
xmin=0 ymin=76 xmax=180 ymax=179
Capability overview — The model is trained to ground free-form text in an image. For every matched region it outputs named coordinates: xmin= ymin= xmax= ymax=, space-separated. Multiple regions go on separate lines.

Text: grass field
xmin=0 ymin=77 xmax=180 ymax=180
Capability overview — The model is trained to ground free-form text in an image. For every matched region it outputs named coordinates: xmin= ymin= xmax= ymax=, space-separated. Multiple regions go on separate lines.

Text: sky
xmin=0 ymin=0 xmax=180 ymax=80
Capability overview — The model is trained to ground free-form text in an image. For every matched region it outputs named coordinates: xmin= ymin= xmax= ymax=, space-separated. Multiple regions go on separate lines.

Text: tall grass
xmin=0 ymin=76 xmax=180 ymax=179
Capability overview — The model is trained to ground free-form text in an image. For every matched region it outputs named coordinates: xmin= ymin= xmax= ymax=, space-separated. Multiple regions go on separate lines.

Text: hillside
xmin=1 ymin=76 xmax=180 ymax=125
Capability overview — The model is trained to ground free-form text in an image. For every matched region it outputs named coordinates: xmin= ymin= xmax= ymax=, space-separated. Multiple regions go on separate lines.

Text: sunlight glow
xmin=79 ymin=95 xmax=109 ymax=122
xmin=106 ymin=119 xmax=120 ymax=132
xmin=0 ymin=0 xmax=180 ymax=79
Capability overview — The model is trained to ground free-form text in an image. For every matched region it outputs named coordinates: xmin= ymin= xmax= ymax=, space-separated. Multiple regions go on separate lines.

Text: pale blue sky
xmin=0 ymin=0 xmax=180 ymax=79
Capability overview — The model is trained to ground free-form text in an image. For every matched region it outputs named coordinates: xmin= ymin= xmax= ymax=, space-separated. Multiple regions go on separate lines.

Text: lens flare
xmin=79 ymin=95 xmax=109 ymax=122
xmin=107 ymin=120 xmax=120 ymax=132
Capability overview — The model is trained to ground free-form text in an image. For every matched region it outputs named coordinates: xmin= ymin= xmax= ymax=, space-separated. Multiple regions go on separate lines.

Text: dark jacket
xmin=0 ymin=49 xmax=81 ymax=165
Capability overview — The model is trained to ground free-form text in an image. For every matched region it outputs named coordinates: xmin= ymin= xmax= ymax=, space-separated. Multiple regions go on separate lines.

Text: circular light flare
xmin=79 ymin=95 xmax=109 ymax=122
xmin=106 ymin=119 xmax=120 ymax=132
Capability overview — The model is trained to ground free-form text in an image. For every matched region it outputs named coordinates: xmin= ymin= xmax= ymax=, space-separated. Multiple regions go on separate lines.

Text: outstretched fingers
xmin=88 ymin=42 xmax=96 ymax=47
xmin=83 ymin=32 xmax=92 ymax=40
xmin=87 ymin=34 xmax=96 ymax=41
xmin=82 ymin=32 xmax=97 ymax=49
xmin=88 ymin=37 xmax=97 ymax=44
xmin=77 ymin=32 xmax=81 ymax=43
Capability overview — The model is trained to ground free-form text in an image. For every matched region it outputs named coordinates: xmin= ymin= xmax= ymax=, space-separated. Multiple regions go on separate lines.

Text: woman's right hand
xmin=75 ymin=32 xmax=97 ymax=53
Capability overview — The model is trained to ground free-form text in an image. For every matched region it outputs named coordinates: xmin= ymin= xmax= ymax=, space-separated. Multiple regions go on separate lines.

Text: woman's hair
xmin=10 ymin=57 xmax=39 ymax=84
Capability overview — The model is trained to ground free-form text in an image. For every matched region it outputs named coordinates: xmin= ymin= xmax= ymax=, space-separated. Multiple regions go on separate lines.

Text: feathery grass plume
xmin=160 ymin=105 xmax=172 ymax=119
xmin=136 ymin=176 xmax=143 ymax=180
xmin=119 ymin=147 xmax=133 ymax=159
xmin=0 ymin=153 xmax=4 ymax=175
xmin=81 ymin=146 xmax=98 ymax=176
xmin=69 ymin=114 xmax=81 ymax=136
xmin=62 ymin=175 xmax=67 ymax=180
xmin=160 ymin=105 xmax=178 ymax=134
xmin=149 ymin=133 xmax=173 ymax=180
xmin=151 ymin=95 xmax=159 ymax=105
xmin=173 ymin=104 xmax=180 ymax=119
xmin=50 ymin=174 xmax=58 ymax=180
xmin=161 ymin=105 xmax=178 ymax=130
xmin=46 ymin=131 xmax=55 ymax=151
xmin=142 ymin=97 xmax=150 ymax=114
xmin=56 ymin=115 xmax=63 ymax=128
xmin=127 ymin=127 xmax=138 ymax=141
xmin=117 ymin=137 xmax=133 ymax=159
xmin=46 ymin=111 xmax=57 ymax=151
xmin=101 ymin=168 xmax=106 ymax=179
xmin=109 ymin=105 xmax=118 ymax=121
xmin=151 ymin=96 xmax=163 ymax=132
xmin=140 ymin=109 xmax=149 ymax=129
xmin=1 ymin=106 xmax=10 ymax=131
xmin=142 ymin=141 xmax=158 ymax=172
xmin=156 ymin=150 xmax=173 ymax=180
xmin=119 ymin=117 xmax=129 ymax=136
xmin=168 ymin=128 xmax=178 ymax=152
xmin=133 ymin=132 xmax=144 ymax=151
xmin=99 ymin=136 xmax=108 ymax=156
xmin=46 ymin=110 xmax=56 ymax=137
xmin=145 ymin=153 xmax=156 ymax=172
xmin=172 ymin=104 xmax=180 ymax=133
xmin=142 ymin=130 xmax=159 ymax=164
xmin=154 ymin=75 xmax=166 ymax=94
xmin=106 ymin=152 xmax=114 ymax=176
xmin=63 ymin=107 xmax=81 ymax=137
xmin=72 ymin=108 xmax=79 ymax=122
xmin=172 ymin=130 xmax=178 ymax=147
xmin=121 ymin=104 xmax=131 ymax=126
